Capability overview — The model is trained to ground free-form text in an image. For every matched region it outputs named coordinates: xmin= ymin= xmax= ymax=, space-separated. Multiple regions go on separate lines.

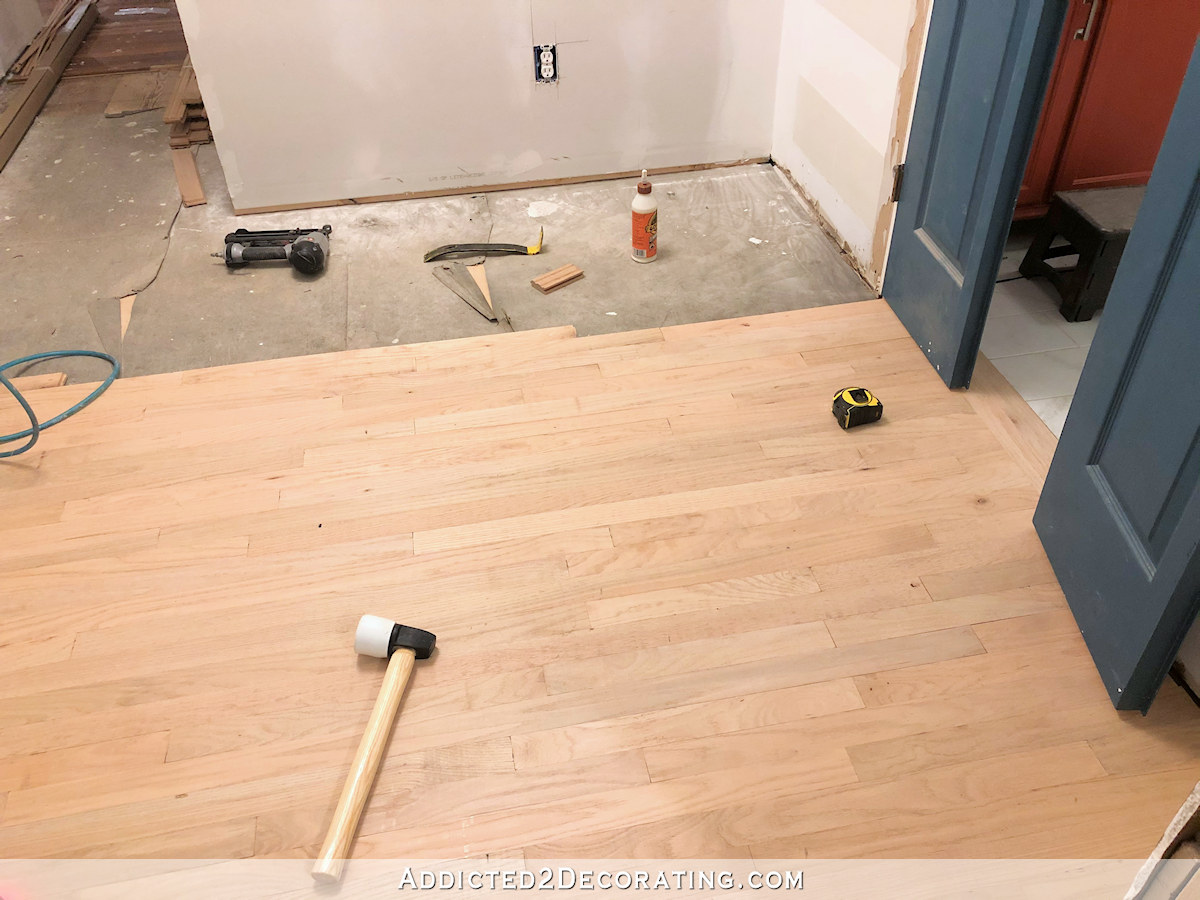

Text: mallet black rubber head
xmin=354 ymin=615 xmax=436 ymax=660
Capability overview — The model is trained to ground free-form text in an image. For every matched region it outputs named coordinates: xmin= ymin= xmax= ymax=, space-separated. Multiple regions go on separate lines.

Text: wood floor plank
xmin=639 ymin=659 xmax=1109 ymax=785
xmin=605 ymin=461 xmax=1031 ymax=549
xmin=568 ymin=520 xmax=937 ymax=599
xmin=73 ymin=817 xmax=258 ymax=860
xmin=972 ymin=607 xmax=1087 ymax=654
xmin=585 ymin=568 xmax=823 ymax=628
xmin=825 ymin=583 xmax=1065 ymax=647
xmin=542 ymin=620 xmax=834 ymax=695
xmin=524 ymin=810 xmax=752 ymax=859
xmin=724 ymin=741 xmax=1109 ymax=850
xmin=845 ymin=702 xmax=1125 ymax=783
xmin=1086 ymin=683 xmax=1200 ymax=776
xmin=920 ymin=554 xmax=1059 ymax=601
xmin=0 ymin=732 xmax=169 ymax=792
xmin=965 ymin=355 xmax=1059 ymax=489
xmin=322 ymin=629 xmax=985 ymax=764
xmin=512 ymin=678 xmax=864 ymax=770
xmin=1 ymin=301 xmax=1194 ymax=861
xmin=353 ymin=751 xmax=861 ymax=860
xmin=748 ymin=761 xmax=1195 ymax=860
xmin=852 ymin=639 xmax=1100 ymax=708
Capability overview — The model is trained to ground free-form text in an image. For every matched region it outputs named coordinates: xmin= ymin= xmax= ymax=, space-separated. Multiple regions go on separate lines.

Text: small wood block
xmin=171 ymin=147 xmax=205 ymax=207
xmin=168 ymin=119 xmax=189 ymax=148
xmin=9 ymin=372 xmax=68 ymax=392
xmin=531 ymin=264 xmax=584 ymax=294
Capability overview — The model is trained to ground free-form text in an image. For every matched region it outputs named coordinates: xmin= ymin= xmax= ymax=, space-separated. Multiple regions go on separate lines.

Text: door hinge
xmin=891 ymin=163 xmax=906 ymax=203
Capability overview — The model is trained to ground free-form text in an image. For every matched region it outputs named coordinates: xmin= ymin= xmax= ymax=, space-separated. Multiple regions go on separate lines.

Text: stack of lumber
xmin=0 ymin=0 xmax=97 ymax=172
xmin=164 ymin=55 xmax=210 ymax=148
xmin=1 ymin=299 xmax=1198 ymax=865
xmin=164 ymin=55 xmax=206 ymax=206
xmin=7 ymin=0 xmax=83 ymax=80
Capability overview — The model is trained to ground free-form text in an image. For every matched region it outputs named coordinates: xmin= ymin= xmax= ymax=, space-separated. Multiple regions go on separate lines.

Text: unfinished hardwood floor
xmin=0 ymin=299 xmax=1196 ymax=861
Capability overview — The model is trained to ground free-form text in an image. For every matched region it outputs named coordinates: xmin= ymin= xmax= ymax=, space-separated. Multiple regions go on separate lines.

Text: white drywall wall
xmin=177 ymin=0 xmax=783 ymax=212
xmin=771 ymin=0 xmax=921 ymax=285
xmin=0 ymin=0 xmax=43 ymax=73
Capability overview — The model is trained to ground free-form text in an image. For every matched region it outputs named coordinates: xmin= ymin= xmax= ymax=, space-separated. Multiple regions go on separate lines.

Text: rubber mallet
xmin=312 ymin=615 xmax=436 ymax=883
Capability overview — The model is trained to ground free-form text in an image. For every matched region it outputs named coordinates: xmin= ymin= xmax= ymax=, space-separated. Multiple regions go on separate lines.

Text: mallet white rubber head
xmin=354 ymin=614 xmax=395 ymax=659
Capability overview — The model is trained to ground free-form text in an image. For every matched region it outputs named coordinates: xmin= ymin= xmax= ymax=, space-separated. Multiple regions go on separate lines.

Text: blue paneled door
xmin=883 ymin=0 xmax=1067 ymax=388
xmin=1034 ymin=39 xmax=1200 ymax=712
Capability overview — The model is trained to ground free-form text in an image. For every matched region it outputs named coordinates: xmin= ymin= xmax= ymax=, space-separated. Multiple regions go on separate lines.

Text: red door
xmin=1017 ymin=1 xmax=1095 ymax=210
xmin=1017 ymin=0 xmax=1200 ymax=216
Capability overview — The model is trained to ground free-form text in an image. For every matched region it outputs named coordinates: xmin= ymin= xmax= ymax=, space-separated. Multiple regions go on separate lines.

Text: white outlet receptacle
xmin=534 ymin=44 xmax=557 ymax=83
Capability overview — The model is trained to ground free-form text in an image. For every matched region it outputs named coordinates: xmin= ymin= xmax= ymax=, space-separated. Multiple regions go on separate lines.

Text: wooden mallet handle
xmin=312 ymin=647 xmax=416 ymax=882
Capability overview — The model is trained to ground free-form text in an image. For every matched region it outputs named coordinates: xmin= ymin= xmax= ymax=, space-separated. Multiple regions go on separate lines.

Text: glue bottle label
xmin=632 ymin=210 xmax=658 ymax=260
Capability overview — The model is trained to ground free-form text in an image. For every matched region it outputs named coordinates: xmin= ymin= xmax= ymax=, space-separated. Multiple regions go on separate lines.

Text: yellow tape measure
xmin=832 ymin=386 xmax=882 ymax=430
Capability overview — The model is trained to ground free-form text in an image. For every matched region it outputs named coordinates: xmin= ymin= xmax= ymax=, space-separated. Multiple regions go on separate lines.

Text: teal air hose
xmin=0 ymin=351 xmax=120 ymax=458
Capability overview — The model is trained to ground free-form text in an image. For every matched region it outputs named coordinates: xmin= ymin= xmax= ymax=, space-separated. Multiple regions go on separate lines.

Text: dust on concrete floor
xmin=1 ymin=74 xmax=876 ymax=381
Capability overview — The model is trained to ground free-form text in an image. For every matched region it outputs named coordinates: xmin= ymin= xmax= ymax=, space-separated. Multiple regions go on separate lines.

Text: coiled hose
xmin=0 ymin=350 xmax=120 ymax=458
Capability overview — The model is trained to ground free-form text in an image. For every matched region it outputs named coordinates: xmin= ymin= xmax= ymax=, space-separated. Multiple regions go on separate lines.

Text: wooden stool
xmin=1019 ymin=186 xmax=1144 ymax=321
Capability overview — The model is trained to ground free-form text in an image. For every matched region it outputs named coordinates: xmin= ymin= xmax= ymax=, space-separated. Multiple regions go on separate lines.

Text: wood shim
xmin=171 ymin=147 xmax=205 ymax=207
xmin=531 ymin=264 xmax=584 ymax=294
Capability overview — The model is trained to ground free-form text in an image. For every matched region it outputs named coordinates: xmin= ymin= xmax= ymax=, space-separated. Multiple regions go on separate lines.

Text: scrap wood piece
xmin=104 ymin=69 xmax=172 ymax=117
xmin=9 ymin=372 xmax=68 ymax=392
xmin=466 ymin=263 xmax=493 ymax=311
xmin=171 ymin=147 xmax=205 ymax=207
xmin=168 ymin=120 xmax=211 ymax=148
xmin=120 ymin=294 xmax=136 ymax=340
xmin=187 ymin=122 xmax=212 ymax=144
xmin=0 ymin=1 xmax=97 ymax=174
xmin=9 ymin=0 xmax=76 ymax=78
xmin=167 ymin=119 xmax=189 ymax=147
xmin=432 ymin=263 xmax=496 ymax=322
xmin=531 ymin=263 xmax=584 ymax=294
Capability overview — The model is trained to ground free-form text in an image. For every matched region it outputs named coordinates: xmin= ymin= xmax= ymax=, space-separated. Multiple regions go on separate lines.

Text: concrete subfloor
xmin=1 ymin=74 xmax=876 ymax=381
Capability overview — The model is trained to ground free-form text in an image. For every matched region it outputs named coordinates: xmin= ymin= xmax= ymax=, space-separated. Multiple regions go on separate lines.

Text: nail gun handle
xmin=223 ymin=242 xmax=288 ymax=267
xmin=239 ymin=246 xmax=289 ymax=261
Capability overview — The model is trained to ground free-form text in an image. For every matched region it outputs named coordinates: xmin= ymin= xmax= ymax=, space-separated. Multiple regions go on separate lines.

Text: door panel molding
xmin=1035 ymin=37 xmax=1200 ymax=711
xmin=883 ymin=0 xmax=1068 ymax=387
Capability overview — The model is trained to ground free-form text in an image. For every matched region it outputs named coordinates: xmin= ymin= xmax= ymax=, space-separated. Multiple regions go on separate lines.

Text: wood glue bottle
xmin=631 ymin=169 xmax=658 ymax=263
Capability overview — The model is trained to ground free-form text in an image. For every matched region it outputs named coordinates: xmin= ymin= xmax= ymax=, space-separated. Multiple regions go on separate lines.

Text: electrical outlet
xmin=534 ymin=44 xmax=557 ymax=83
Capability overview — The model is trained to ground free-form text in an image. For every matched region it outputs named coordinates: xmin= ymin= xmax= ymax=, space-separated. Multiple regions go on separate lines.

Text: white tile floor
xmin=981 ymin=276 xmax=1099 ymax=437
